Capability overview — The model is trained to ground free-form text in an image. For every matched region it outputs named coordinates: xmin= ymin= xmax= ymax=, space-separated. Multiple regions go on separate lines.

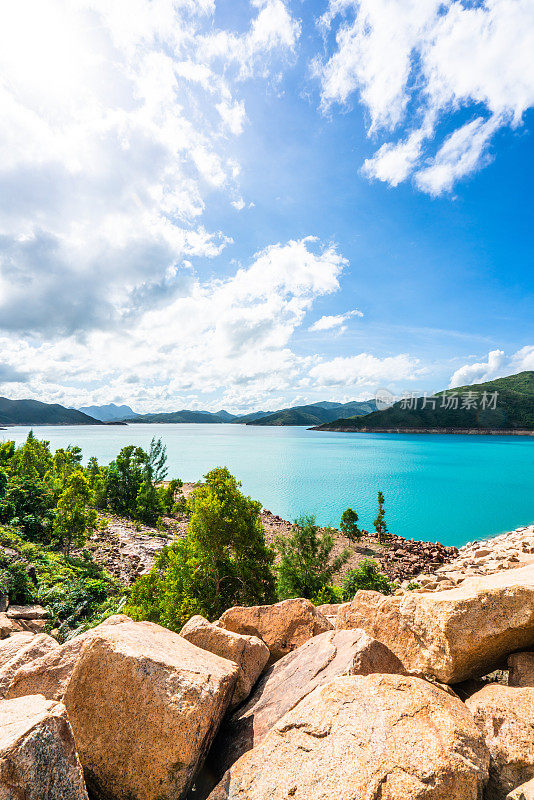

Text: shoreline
xmin=311 ymin=426 xmax=534 ymax=436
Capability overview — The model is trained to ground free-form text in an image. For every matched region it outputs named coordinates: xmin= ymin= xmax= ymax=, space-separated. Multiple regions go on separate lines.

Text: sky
xmin=0 ymin=0 xmax=533 ymax=413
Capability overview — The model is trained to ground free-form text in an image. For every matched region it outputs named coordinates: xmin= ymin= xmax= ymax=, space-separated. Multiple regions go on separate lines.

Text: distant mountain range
xmin=248 ymin=400 xmax=377 ymax=426
xmin=0 ymin=397 xmax=102 ymax=426
xmin=313 ymin=372 xmax=534 ymax=432
xmin=78 ymin=403 xmax=137 ymax=422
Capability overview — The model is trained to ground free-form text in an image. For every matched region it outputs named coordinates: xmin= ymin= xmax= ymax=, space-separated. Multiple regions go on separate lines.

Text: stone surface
xmin=508 ymin=777 xmax=534 ymax=799
xmin=218 ymin=598 xmax=333 ymax=663
xmin=6 ymin=615 xmax=130 ymax=702
xmin=63 ymin=620 xmax=239 ymax=800
xmin=0 ymin=613 xmax=22 ymax=639
xmin=208 ymin=628 xmax=406 ymax=785
xmin=6 ymin=604 xmax=48 ymax=620
xmin=0 ymin=633 xmax=58 ymax=698
xmin=0 ymin=694 xmax=88 ymax=799
xmin=509 ymin=651 xmax=534 ymax=687
xmin=0 ymin=634 xmax=35 ymax=669
xmin=208 ymin=674 xmax=489 ymax=800
xmin=466 ymin=684 xmax=534 ymax=799
xmin=180 ymin=615 xmax=269 ymax=709
xmin=337 ymin=563 xmax=534 ymax=683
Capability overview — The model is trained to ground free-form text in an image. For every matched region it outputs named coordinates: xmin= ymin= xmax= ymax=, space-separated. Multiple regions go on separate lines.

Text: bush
xmin=341 ymin=559 xmax=393 ymax=600
xmin=340 ymin=508 xmax=362 ymax=543
xmin=276 ymin=515 xmax=350 ymax=601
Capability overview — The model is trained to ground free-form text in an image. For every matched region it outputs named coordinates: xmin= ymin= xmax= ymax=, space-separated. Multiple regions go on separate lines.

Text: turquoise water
xmin=3 ymin=424 xmax=534 ymax=548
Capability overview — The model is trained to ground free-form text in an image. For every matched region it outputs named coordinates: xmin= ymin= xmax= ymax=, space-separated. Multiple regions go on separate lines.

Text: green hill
xmin=0 ymin=397 xmax=102 ymax=426
xmin=313 ymin=372 xmax=534 ymax=432
xmin=249 ymin=400 xmax=377 ymax=426
xmin=122 ymin=410 xmax=230 ymax=423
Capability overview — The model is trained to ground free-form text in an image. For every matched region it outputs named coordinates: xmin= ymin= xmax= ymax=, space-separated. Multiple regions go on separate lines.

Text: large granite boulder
xmin=508 ymin=651 xmax=534 ymax=687
xmin=6 ymin=614 xmax=131 ymax=701
xmin=208 ymin=628 xmax=406 ymax=784
xmin=508 ymin=778 xmax=534 ymax=800
xmin=0 ymin=633 xmax=58 ymax=697
xmin=0 ymin=694 xmax=88 ymax=799
xmin=63 ymin=620 xmax=239 ymax=800
xmin=208 ymin=674 xmax=489 ymax=800
xmin=218 ymin=598 xmax=332 ymax=663
xmin=337 ymin=563 xmax=534 ymax=683
xmin=0 ymin=613 xmax=23 ymax=639
xmin=180 ymin=615 xmax=269 ymax=709
xmin=466 ymin=684 xmax=534 ymax=799
xmin=0 ymin=633 xmax=35 ymax=668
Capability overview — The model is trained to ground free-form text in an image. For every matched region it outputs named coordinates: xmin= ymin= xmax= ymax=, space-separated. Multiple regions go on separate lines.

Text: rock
xmin=63 ymin=620 xmax=239 ymax=800
xmin=207 ymin=628 xmax=406 ymax=787
xmin=208 ymin=674 xmax=489 ymax=800
xmin=0 ymin=613 xmax=23 ymax=639
xmin=0 ymin=694 xmax=88 ymax=799
xmin=6 ymin=615 xmax=130 ymax=702
xmin=6 ymin=604 xmax=48 ymax=620
xmin=509 ymin=651 xmax=534 ymax=687
xmin=466 ymin=684 xmax=534 ymax=799
xmin=508 ymin=777 xmax=534 ymax=799
xmin=337 ymin=563 xmax=534 ymax=683
xmin=218 ymin=598 xmax=333 ymax=663
xmin=180 ymin=615 xmax=269 ymax=709
xmin=0 ymin=633 xmax=58 ymax=697
xmin=0 ymin=633 xmax=35 ymax=669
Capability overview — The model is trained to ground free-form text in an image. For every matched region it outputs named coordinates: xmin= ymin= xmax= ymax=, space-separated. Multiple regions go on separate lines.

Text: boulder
xmin=63 ymin=620 xmax=239 ymax=800
xmin=337 ymin=563 xmax=534 ymax=683
xmin=6 ymin=604 xmax=48 ymax=620
xmin=0 ymin=633 xmax=35 ymax=669
xmin=0 ymin=694 xmax=88 ymax=799
xmin=218 ymin=598 xmax=332 ymax=663
xmin=208 ymin=628 xmax=406 ymax=784
xmin=0 ymin=613 xmax=23 ymax=639
xmin=466 ymin=684 xmax=534 ymax=799
xmin=6 ymin=614 xmax=130 ymax=702
xmin=508 ymin=778 xmax=534 ymax=799
xmin=509 ymin=651 xmax=534 ymax=687
xmin=0 ymin=633 xmax=58 ymax=698
xmin=180 ymin=615 xmax=269 ymax=709
xmin=208 ymin=674 xmax=489 ymax=800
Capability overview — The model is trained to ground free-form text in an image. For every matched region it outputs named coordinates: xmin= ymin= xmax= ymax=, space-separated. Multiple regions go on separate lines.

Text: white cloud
xmin=308 ymin=309 xmax=363 ymax=332
xmin=448 ymin=347 xmax=534 ymax=388
xmin=316 ymin=0 xmax=534 ymax=194
xmin=309 ymin=353 xmax=421 ymax=387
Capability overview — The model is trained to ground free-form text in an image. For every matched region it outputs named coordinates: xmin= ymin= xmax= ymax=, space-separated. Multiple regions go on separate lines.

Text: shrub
xmin=340 ymin=508 xmax=362 ymax=543
xmin=341 ymin=558 xmax=393 ymax=600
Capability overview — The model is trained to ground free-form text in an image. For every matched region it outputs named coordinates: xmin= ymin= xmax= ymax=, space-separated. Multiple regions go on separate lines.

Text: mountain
xmin=248 ymin=400 xmax=377 ymax=426
xmin=214 ymin=410 xmax=238 ymax=421
xmin=122 ymin=410 xmax=230 ymax=424
xmin=78 ymin=403 xmax=138 ymax=422
xmin=0 ymin=397 xmax=102 ymax=426
xmin=231 ymin=411 xmax=273 ymax=423
xmin=313 ymin=372 xmax=534 ymax=432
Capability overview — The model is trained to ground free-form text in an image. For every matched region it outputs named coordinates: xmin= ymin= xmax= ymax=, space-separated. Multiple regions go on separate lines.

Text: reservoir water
xmin=3 ymin=423 xmax=534 ymax=548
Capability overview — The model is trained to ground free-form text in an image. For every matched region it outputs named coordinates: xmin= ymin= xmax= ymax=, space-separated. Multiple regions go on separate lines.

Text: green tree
xmin=135 ymin=479 xmax=164 ymax=526
xmin=127 ymin=467 xmax=276 ymax=630
xmin=147 ymin=437 xmax=168 ymax=482
xmin=340 ymin=508 xmax=362 ymax=543
xmin=0 ymin=476 xmax=55 ymax=543
xmin=341 ymin=558 xmax=393 ymax=600
xmin=103 ymin=445 xmax=148 ymax=517
xmin=12 ymin=431 xmax=52 ymax=479
xmin=374 ymin=490 xmax=390 ymax=544
xmin=276 ymin=515 xmax=350 ymax=602
xmin=53 ymin=470 xmax=97 ymax=556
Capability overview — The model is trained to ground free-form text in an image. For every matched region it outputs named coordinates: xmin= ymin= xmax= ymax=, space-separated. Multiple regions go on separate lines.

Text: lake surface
xmin=3 ymin=424 xmax=534 ymax=548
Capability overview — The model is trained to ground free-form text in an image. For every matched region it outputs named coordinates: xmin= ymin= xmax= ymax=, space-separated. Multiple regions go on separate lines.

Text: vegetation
xmin=341 ymin=559 xmax=394 ymax=600
xmin=374 ymin=490 xmax=390 ymax=544
xmin=314 ymin=371 xmax=534 ymax=431
xmin=250 ymin=400 xmax=377 ymax=427
xmin=340 ymin=508 xmax=362 ymax=543
xmin=275 ymin=515 xmax=350 ymax=603
xmin=0 ymin=397 xmax=101 ymax=425
xmin=126 ymin=467 xmax=276 ymax=630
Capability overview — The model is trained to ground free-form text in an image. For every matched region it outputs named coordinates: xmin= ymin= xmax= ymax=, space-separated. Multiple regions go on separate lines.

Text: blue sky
xmin=0 ymin=0 xmax=532 ymax=412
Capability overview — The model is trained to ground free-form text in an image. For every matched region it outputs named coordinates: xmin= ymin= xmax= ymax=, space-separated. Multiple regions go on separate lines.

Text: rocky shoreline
xmin=311 ymin=425 xmax=534 ymax=435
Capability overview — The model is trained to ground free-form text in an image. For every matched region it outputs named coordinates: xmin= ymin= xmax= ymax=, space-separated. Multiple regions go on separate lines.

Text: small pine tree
xmin=373 ymin=490 xmax=389 ymax=544
xmin=53 ymin=470 xmax=97 ymax=556
xmin=340 ymin=508 xmax=362 ymax=543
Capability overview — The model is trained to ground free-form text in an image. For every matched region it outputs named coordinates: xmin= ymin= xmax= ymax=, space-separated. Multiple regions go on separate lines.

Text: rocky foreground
xmin=1 ymin=525 xmax=534 ymax=799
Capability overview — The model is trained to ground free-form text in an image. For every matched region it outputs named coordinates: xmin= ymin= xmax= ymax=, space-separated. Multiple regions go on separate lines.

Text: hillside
xmin=0 ymin=397 xmax=102 ymax=426
xmin=123 ymin=409 xmax=230 ymax=423
xmin=79 ymin=403 xmax=138 ymax=421
xmin=249 ymin=400 xmax=377 ymax=426
xmin=313 ymin=372 xmax=534 ymax=432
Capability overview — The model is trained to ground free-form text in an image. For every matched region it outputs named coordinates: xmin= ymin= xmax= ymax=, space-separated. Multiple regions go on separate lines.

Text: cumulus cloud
xmin=308 ymin=309 xmax=363 ymax=333
xmin=309 ymin=352 xmax=421 ymax=388
xmin=315 ymin=0 xmax=534 ymax=194
xmin=0 ymin=0 xmax=299 ymax=337
xmin=449 ymin=346 xmax=534 ymax=388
